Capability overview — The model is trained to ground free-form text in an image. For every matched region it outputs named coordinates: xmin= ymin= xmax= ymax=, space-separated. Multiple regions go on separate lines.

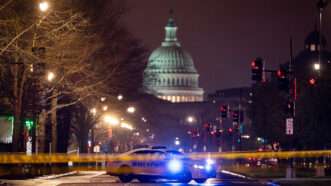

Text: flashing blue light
xmin=168 ymin=159 xmax=182 ymax=173
xmin=205 ymin=159 xmax=215 ymax=172
xmin=205 ymin=164 xmax=212 ymax=171
xmin=206 ymin=159 xmax=215 ymax=165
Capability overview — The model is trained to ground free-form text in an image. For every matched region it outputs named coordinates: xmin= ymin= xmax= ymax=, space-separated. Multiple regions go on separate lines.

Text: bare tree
xmin=0 ymin=0 xmax=147 ymax=152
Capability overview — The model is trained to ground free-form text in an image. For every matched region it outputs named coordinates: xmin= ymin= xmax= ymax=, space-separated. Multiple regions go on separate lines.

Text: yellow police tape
xmin=0 ymin=150 xmax=330 ymax=164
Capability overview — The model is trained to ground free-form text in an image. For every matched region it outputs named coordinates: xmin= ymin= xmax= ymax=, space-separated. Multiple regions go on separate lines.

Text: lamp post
xmin=46 ymin=71 xmax=58 ymax=153
xmin=317 ymin=0 xmax=328 ymax=75
xmin=33 ymin=1 xmax=50 ymax=154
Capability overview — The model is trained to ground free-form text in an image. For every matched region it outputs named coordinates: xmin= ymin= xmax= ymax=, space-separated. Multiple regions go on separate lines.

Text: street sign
xmin=93 ymin=145 xmax=100 ymax=153
xmin=286 ymin=118 xmax=294 ymax=135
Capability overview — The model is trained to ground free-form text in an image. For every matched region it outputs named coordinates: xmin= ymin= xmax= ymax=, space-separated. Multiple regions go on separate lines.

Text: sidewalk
xmin=261 ymin=177 xmax=331 ymax=186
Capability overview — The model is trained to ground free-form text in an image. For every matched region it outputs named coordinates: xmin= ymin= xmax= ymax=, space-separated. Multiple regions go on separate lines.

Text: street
xmin=1 ymin=171 xmax=273 ymax=186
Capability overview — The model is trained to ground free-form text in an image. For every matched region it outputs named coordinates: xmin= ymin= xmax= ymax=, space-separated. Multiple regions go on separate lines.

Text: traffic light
xmin=232 ymin=110 xmax=239 ymax=123
xmin=286 ymin=101 xmax=294 ymax=116
xmin=276 ymin=65 xmax=289 ymax=91
xmin=220 ymin=104 xmax=228 ymax=118
xmin=308 ymin=77 xmax=317 ymax=86
xmin=251 ymin=57 xmax=264 ymax=82
xmin=24 ymin=119 xmax=34 ymax=131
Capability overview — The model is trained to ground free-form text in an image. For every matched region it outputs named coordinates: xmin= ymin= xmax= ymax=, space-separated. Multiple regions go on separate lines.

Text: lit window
xmin=310 ymin=44 xmax=316 ymax=51
xmin=171 ymin=96 xmax=176 ymax=103
xmin=176 ymin=96 xmax=180 ymax=102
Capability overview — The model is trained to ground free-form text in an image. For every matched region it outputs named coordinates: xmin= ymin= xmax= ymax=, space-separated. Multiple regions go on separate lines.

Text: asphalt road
xmin=1 ymin=171 xmax=276 ymax=186
xmin=58 ymin=171 xmax=274 ymax=186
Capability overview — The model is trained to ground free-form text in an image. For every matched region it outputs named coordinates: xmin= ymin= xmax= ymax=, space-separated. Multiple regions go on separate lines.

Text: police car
xmin=106 ymin=147 xmax=217 ymax=183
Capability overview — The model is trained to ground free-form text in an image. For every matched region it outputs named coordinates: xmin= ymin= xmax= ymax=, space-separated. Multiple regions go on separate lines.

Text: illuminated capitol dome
xmin=143 ymin=14 xmax=204 ymax=103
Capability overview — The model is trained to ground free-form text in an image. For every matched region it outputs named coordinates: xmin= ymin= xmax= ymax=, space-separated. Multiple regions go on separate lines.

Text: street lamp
xmin=186 ymin=116 xmax=195 ymax=124
xmin=47 ymin=71 xmax=55 ymax=82
xmin=120 ymin=122 xmax=134 ymax=131
xmin=90 ymin=108 xmax=97 ymax=116
xmin=102 ymin=105 xmax=108 ymax=111
xmin=117 ymin=94 xmax=123 ymax=101
xmin=313 ymin=63 xmax=321 ymax=71
xmin=39 ymin=1 xmax=49 ymax=12
xmin=103 ymin=115 xmax=120 ymax=126
xmin=127 ymin=106 xmax=136 ymax=114
xmin=141 ymin=117 xmax=147 ymax=122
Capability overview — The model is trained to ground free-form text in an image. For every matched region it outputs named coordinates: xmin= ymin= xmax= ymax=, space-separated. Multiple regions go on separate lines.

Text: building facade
xmin=143 ymin=15 xmax=204 ymax=103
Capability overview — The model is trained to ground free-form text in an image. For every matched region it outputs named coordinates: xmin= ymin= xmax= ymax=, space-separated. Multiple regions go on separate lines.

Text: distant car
xmin=106 ymin=148 xmax=217 ymax=183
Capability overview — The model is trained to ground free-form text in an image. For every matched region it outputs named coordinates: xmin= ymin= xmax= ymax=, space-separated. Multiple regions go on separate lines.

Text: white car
xmin=106 ymin=148 xmax=217 ymax=183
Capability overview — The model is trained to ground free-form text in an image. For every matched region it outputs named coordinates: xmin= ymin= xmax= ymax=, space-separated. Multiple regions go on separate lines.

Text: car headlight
xmin=167 ymin=159 xmax=182 ymax=173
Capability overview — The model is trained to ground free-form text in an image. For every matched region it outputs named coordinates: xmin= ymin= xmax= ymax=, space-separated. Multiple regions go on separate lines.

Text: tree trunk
xmin=51 ymin=89 xmax=58 ymax=153
xmin=36 ymin=109 xmax=47 ymax=153
xmin=12 ymin=65 xmax=26 ymax=152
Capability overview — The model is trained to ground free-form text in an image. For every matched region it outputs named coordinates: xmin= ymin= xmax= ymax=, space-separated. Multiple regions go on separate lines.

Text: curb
xmin=36 ymin=171 xmax=78 ymax=180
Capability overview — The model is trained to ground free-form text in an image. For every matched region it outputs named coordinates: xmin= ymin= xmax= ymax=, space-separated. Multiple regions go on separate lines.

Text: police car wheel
xmin=194 ymin=178 xmax=207 ymax=183
xmin=119 ymin=175 xmax=133 ymax=183
xmin=137 ymin=176 xmax=154 ymax=183
xmin=179 ymin=171 xmax=192 ymax=183
xmin=118 ymin=165 xmax=133 ymax=183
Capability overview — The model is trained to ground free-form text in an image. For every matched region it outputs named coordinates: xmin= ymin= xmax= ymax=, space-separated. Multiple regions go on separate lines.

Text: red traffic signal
xmin=251 ymin=61 xmax=257 ymax=69
xmin=276 ymin=69 xmax=285 ymax=79
xmin=220 ymin=105 xmax=228 ymax=118
xmin=232 ymin=110 xmax=239 ymax=123
xmin=308 ymin=78 xmax=316 ymax=86
xmin=276 ymin=65 xmax=289 ymax=91
xmin=251 ymin=57 xmax=264 ymax=82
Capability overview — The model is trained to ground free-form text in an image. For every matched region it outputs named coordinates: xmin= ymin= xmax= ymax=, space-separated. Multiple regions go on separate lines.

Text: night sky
xmin=123 ymin=0 xmax=331 ymax=93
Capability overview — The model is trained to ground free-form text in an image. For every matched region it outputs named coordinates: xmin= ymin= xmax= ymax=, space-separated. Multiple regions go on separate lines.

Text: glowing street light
xmin=117 ymin=94 xmax=123 ymax=101
xmin=120 ymin=122 xmax=134 ymax=131
xmin=313 ymin=63 xmax=321 ymax=71
xmin=127 ymin=106 xmax=136 ymax=114
xmin=39 ymin=1 xmax=49 ymax=12
xmin=186 ymin=116 xmax=195 ymax=123
xmin=90 ymin=108 xmax=97 ymax=116
xmin=102 ymin=105 xmax=108 ymax=111
xmin=103 ymin=115 xmax=120 ymax=126
xmin=47 ymin=71 xmax=55 ymax=82
xmin=141 ymin=117 xmax=147 ymax=122
xmin=100 ymin=97 xmax=106 ymax=102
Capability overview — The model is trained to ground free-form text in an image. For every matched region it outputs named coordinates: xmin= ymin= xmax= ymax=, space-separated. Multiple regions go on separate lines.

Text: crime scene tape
xmin=0 ymin=150 xmax=331 ymax=164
